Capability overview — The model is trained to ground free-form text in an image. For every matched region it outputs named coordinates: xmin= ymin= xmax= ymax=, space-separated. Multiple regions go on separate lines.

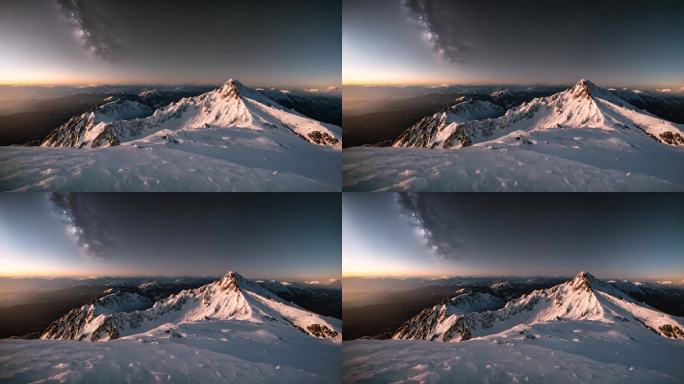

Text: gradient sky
xmin=343 ymin=193 xmax=684 ymax=280
xmin=0 ymin=193 xmax=340 ymax=280
xmin=0 ymin=0 xmax=340 ymax=87
xmin=343 ymin=0 xmax=684 ymax=88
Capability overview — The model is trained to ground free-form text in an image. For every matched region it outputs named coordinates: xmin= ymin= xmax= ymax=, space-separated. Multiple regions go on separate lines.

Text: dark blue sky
xmin=344 ymin=0 xmax=684 ymax=88
xmin=0 ymin=193 xmax=341 ymax=280
xmin=343 ymin=193 xmax=684 ymax=280
xmin=0 ymin=0 xmax=340 ymax=87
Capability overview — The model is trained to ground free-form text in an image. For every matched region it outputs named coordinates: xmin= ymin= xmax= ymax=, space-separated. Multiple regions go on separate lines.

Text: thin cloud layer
xmin=49 ymin=193 xmax=114 ymax=258
xmin=403 ymin=0 xmax=471 ymax=62
xmin=56 ymin=0 xmax=120 ymax=60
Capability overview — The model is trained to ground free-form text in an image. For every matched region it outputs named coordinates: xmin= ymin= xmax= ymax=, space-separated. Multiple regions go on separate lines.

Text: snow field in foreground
xmin=344 ymin=320 xmax=684 ymax=384
xmin=1 ymin=319 xmax=340 ymax=384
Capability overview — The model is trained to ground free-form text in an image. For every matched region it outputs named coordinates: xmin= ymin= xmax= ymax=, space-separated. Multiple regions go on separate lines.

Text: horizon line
xmin=342 ymin=273 xmax=684 ymax=283
xmin=0 ymin=274 xmax=341 ymax=281
xmin=0 ymin=81 xmax=341 ymax=90
xmin=342 ymin=81 xmax=684 ymax=92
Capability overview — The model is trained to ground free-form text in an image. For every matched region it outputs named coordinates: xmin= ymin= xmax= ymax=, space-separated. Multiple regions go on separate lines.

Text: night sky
xmin=0 ymin=0 xmax=340 ymax=87
xmin=343 ymin=193 xmax=684 ymax=280
xmin=344 ymin=0 xmax=684 ymax=88
xmin=0 ymin=193 xmax=341 ymax=280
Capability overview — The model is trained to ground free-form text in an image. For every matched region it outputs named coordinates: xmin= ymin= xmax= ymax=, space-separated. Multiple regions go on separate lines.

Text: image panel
xmin=0 ymin=0 xmax=341 ymax=192
xmin=342 ymin=192 xmax=684 ymax=383
xmin=342 ymin=0 xmax=684 ymax=191
xmin=0 ymin=193 xmax=341 ymax=383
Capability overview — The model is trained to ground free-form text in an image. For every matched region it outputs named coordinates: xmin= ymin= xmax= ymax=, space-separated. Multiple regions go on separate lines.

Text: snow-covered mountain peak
xmin=391 ymin=78 xmax=684 ymax=151
xmin=564 ymin=78 xmax=626 ymax=106
xmin=393 ymin=98 xmax=505 ymax=148
xmin=561 ymin=271 xmax=632 ymax=300
xmin=40 ymin=78 xmax=341 ymax=150
xmin=215 ymin=270 xmax=250 ymax=293
xmin=42 ymin=271 xmax=341 ymax=342
xmin=392 ymin=291 xmax=505 ymax=341
xmin=218 ymin=78 xmax=247 ymax=100
xmin=393 ymin=272 xmax=684 ymax=343
xmin=569 ymin=270 xmax=600 ymax=290
xmin=41 ymin=99 xmax=153 ymax=147
xmin=570 ymin=79 xmax=600 ymax=99
xmin=41 ymin=291 xmax=153 ymax=341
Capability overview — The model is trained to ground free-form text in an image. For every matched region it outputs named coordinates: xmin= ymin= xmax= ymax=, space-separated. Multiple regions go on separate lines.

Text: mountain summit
xmin=393 ymin=79 xmax=684 ymax=149
xmin=393 ymin=271 xmax=684 ymax=342
xmin=41 ymin=78 xmax=341 ymax=149
xmin=41 ymin=271 xmax=341 ymax=342
xmin=570 ymin=79 xmax=601 ymax=99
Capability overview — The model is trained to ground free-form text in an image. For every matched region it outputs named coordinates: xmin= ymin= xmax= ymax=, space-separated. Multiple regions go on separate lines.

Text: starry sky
xmin=343 ymin=193 xmax=684 ymax=280
xmin=0 ymin=193 xmax=341 ymax=280
xmin=343 ymin=0 xmax=684 ymax=88
xmin=0 ymin=0 xmax=340 ymax=88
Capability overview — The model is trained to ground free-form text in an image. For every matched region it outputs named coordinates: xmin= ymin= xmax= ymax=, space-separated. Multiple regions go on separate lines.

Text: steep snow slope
xmin=42 ymin=271 xmax=340 ymax=342
xmin=343 ymin=272 xmax=684 ymax=383
xmin=343 ymin=80 xmax=684 ymax=191
xmin=1 ymin=80 xmax=341 ymax=192
xmin=40 ymin=291 xmax=153 ymax=341
xmin=393 ymin=291 xmax=504 ymax=341
xmin=41 ymin=99 xmax=153 ymax=147
xmin=393 ymin=98 xmax=505 ymax=148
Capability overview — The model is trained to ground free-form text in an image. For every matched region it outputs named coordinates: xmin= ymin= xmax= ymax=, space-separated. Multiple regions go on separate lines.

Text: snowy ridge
xmin=41 ymin=271 xmax=341 ymax=342
xmin=40 ymin=291 xmax=152 ymax=341
xmin=41 ymin=99 xmax=153 ymax=148
xmin=392 ymin=291 xmax=504 ymax=341
xmin=393 ymin=98 xmax=505 ymax=148
xmin=398 ymin=80 xmax=684 ymax=149
xmin=2 ymin=79 xmax=341 ymax=191
xmin=41 ymin=79 xmax=341 ymax=149
xmin=343 ymin=80 xmax=684 ymax=191
xmin=394 ymin=272 xmax=684 ymax=342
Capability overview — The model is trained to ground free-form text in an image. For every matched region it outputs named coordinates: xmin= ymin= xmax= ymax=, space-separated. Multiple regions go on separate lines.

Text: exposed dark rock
xmin=306 ymin=324 xmax=339 ymax=338
xmin=659 ymin=324 xmax=684 ymax=338
xmin=307 ymin=130 xmax=340 ymax=146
